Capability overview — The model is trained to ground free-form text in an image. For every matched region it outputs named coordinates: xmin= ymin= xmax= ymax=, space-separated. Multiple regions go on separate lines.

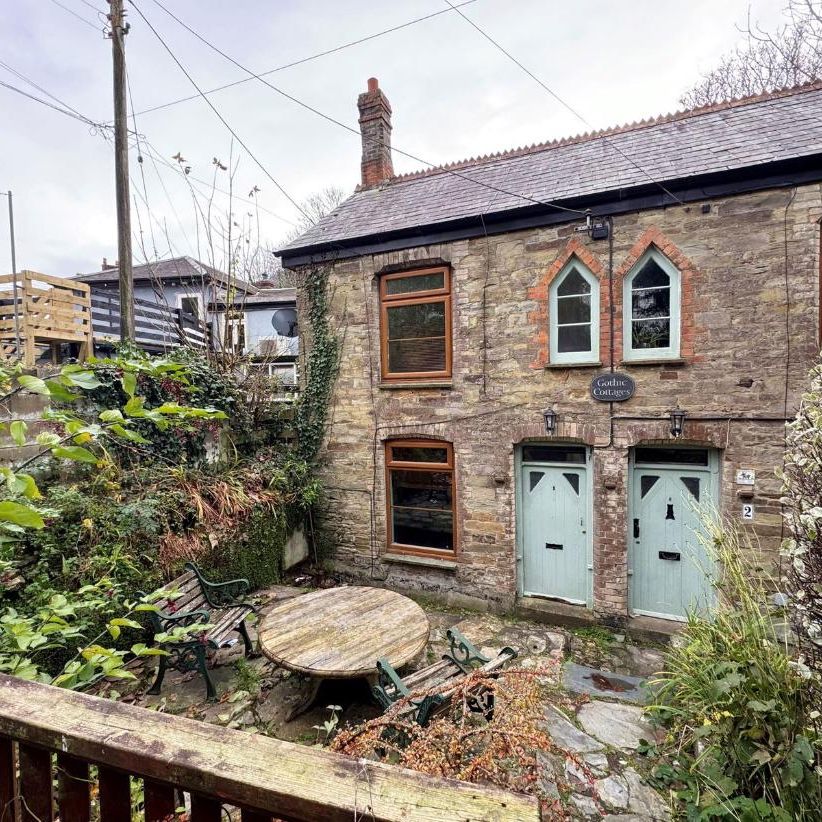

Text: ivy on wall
xmin=295 ymin=264 xmax=339 ymax=462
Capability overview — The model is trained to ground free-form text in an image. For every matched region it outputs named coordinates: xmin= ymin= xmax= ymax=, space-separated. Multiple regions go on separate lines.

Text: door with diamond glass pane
xmin=630 ymin=450 xmax=715 ymax=620
xmin=521 ymin=461 xmax=588 ymax=604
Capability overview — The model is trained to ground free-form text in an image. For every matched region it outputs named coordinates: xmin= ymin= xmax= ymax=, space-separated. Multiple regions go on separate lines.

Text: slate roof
xmin=210 ymin=287 xmax=297 ymax=310
xmin=279 ymin=82 xmax=822 ymax=257
xmin=76 ymin=256 xmax=254 ymax=292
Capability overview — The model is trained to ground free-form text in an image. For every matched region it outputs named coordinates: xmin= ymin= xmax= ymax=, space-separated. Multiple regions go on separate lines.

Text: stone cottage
xmin=278 ymin=79 xmax=822 ymax=627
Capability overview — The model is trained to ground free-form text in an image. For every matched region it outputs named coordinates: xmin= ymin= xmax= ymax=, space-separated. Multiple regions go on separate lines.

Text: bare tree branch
xmin=680 ymin=1 xmax=822 ymax=108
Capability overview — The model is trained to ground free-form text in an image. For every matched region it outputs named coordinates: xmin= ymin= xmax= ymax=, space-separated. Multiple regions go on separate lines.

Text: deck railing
xmin=0 ymin=674 xmax=539 ymax=821
xmin=0 ymin=272 xmax=92 ymax=366
xmin=91 ymin=292 xmax=209 ymax=352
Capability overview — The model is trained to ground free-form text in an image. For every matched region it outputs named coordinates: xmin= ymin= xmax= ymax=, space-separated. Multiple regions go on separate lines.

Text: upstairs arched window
xmin=623 ymin=248 xmax=681 ymax=360
xmin=549 ymin=258 xmax=599 ymax=364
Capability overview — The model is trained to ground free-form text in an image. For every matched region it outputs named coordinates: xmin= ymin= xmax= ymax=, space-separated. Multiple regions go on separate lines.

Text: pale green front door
xmin=630 ymin=448 xmax=716 ymax=620
xmin=521 ymin=446 xmax=589 ymax=604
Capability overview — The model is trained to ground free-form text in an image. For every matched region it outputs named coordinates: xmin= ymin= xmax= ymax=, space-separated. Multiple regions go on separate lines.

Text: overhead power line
xmin=139 ymin=0 xmax=587 ymax=217
xmin=132 ymin=0 xmax=479 ymax=118
xmin=0 ymin=57 xmax=297 ymax=230
xmin=128 ymin=0 xmax=314 ymax=222
xmin=442 ymin=0 xmax=686 ymax=206
xmin=46 ymin=0 xmax=102 ymax=31
xmin=0 ymin=78 xmax=109 ymax=130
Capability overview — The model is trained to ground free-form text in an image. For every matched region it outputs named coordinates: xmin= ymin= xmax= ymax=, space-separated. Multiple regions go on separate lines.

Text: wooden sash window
xmin=379 ymin=267 xmax=452 ymax=381
xmin=386 ymin=440 xmax=455 ymax=555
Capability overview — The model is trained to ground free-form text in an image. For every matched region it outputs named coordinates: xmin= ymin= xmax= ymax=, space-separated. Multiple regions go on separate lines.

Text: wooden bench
xmin=146 ymin=562 xmax=256 ymax=700
xmin=372 ymin=627 xmax=517 ymax=726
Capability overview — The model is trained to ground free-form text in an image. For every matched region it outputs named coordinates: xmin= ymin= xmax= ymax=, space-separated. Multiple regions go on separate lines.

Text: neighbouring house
xmin=278 ymin=78 xmax=822 ymax=625
xmin=75 ymin=256 xmax=256 ymax=353
xmin=209 ymin=283 xmax=299 ymax=392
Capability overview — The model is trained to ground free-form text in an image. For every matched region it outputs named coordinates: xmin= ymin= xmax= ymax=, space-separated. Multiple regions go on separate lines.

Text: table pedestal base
xmin=285 ymin=677 xmax=323 ymax=722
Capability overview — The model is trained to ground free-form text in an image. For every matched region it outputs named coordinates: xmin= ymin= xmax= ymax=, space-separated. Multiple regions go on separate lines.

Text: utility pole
xmin=108 ymin=0 xmax=134 ymax=340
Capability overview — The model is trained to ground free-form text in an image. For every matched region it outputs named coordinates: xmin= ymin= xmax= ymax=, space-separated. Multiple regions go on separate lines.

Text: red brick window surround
xmin=385 ymin=440 xmax=456 ymax=556
xmin=528 ymin=238 xmax=605 ymax=368
xmin=613 ymin=228 xmax=699 ymax=365
xmin=379 ymin=266 xmax=452 ymax=381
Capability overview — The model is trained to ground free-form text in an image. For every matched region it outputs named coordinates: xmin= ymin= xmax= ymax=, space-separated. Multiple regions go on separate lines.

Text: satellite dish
xmin=272 ymin=307 xmax=298 ymax=337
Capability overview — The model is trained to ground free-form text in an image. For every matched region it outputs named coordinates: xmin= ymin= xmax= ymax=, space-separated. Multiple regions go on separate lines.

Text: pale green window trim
xmin=623 ymin=247 xmax=681 ymax=361
xmin=549 ymin=258 xmax=600 ymax=365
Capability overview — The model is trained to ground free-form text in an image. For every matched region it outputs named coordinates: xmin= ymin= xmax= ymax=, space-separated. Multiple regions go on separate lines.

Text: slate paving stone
xmin=563 ymin=662 xmax=650 ymax=704
xmin=624 ymin=768 xmax=670 ymax=820
xmin=543 ymin=704 xmax=604 ymax=753
xmin=596 ymin=774 xmax=630 ymax=809
xmin=577 ymin=702 xmax=661 ymax=751
xmin=569 ymin=793 xmax=601 ymax=819
xmin=582 ymin=751 xmax=610 ymax=775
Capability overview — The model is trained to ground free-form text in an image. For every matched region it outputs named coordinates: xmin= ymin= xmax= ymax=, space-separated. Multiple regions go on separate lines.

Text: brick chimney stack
xmin=357 ymin=77 xmax=394 ymax=188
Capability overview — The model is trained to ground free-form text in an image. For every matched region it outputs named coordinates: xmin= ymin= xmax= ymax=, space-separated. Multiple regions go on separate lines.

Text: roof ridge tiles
xmin=389 ymin=79 xmax=822 ymax=184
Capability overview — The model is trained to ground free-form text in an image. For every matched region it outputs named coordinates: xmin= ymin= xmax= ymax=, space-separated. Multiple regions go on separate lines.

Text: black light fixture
xmin=669 ymin=405 xmax=687 ymax=438
xmin=542 ymin=408 xmax=558 ymax=436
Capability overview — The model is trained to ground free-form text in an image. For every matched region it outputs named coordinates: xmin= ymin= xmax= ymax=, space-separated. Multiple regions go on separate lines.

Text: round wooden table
xmin=258 ymin=586 xmax=429 ymax=719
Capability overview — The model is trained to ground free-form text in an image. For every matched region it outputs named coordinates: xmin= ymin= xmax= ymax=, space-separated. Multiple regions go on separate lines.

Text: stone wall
xmin=293 ymin=185 xmax=822 ymax=619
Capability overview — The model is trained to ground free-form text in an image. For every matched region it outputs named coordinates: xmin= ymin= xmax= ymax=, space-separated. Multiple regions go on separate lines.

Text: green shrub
xmin=781 ymin=362 xmax=822 ymax=721
xmin=648 ymin=516 xmax=822 ymax=820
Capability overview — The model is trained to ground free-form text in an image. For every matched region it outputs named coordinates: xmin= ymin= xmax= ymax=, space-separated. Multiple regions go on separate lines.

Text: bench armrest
xmin=445 ymin=627 xmax=491 ymax=670
xmin=185 ymin=562 xmax=251 ymax=609
xmin=372 ymin=657 xmax=410 ymax=710
xmin=153 ymin=608 xmax=212 ymax=635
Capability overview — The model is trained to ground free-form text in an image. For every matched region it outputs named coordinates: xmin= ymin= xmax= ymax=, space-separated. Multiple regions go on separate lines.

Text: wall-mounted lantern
xmin=669 ymin=405 xmax=687 ymax=438
xmin=542 ymin=408 xmax=558 ymax=436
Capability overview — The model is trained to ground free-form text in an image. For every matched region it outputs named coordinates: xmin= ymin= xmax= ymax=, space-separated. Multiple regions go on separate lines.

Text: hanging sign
xmin=590 ymin=372 xmax=636 ymax=402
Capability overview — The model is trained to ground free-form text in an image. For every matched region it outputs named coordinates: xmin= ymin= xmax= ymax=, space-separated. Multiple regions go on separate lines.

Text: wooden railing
xmin=0 ymin=272 xmax=92 ymax=366
xmin=91 ymin=292 xmax=209 ymax=352
xmin=0 ymin=674 xmax=539 ymax=821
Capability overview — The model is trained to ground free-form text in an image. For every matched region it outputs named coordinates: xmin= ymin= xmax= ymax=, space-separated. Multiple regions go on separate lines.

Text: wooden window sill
xmin=383 ymin=552 xmax=458 ymax=571
xmin=619 ymin=358 xmax=686 ymax=368
xmin=544 ymin=361 xmax=602 ymax=370
xmin=379 ymin=381 xmax=453 ymax=390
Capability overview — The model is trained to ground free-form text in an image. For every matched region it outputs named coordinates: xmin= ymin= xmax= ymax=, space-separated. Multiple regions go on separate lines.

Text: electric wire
xmin=0 ymin=59 xmax=297 ymax=231
xmin=132 ymin=0 xmax=479 ymax=118
xmin=76 ymin=0 xmax=107 ymax=14
xmin=46 ymin=0 xmax=101 ymax=31
xmin=442 ymin=0 xmax=687 ymax=206
xmin=127 ymin=71 xmax=161 ymax=258
xmin=128 ymin=1 xmax=316 ymax=223
xmin=140 ymin=0 xmax=588 ymax=217
xmin=0 ymin=78 xmax=109 ymax=130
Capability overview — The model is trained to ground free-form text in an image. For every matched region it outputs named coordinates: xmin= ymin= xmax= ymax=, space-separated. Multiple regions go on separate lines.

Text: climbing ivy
xmin=294 ymin=264 xmax=339 ymax=462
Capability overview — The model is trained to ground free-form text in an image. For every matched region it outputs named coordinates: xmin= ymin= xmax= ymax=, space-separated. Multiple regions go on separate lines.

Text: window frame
xmin=622 ymin=247 xmax=681 ymax=361
xmin=379 ymin=266 xmax=452 ymax=382
xmin=549 ymin=257 xmax=600 ymax=365
xmin=385 ymin=439 xmax=457 ymax=557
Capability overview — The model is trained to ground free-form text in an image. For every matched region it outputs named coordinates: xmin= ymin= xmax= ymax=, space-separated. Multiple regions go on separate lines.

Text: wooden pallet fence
xmin=0 ymin=674 xmax=538 ymax=821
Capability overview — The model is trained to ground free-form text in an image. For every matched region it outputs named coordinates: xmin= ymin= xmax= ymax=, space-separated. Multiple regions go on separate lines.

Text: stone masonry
xmin=292 ymin=184 xmax=822 ymax=620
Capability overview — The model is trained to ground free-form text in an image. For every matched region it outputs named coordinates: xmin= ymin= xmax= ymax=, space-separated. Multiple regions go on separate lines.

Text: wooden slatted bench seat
xmin=146 ymin=562 xmax=256 ymax=700
xmin=372 ymin=627 xmax=517 ymax=726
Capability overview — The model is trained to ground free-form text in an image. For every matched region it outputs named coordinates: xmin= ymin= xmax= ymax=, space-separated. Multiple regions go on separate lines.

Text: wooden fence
xmin=91 ymin=292 xmax=209 ymax=352
xmin=0 ymin=674 xmax=538 ymax=821
xmin=0 ymin=271 xmax=92 ymax=366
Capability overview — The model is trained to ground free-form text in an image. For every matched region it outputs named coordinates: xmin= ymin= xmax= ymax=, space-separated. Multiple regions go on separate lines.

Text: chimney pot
xmin=357 ymin=78 xmax=394 ymax=188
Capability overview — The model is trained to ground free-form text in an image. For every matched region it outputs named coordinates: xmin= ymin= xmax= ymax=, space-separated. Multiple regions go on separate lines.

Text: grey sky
xmin=1 ymin=0 xmax=786 ymax=278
